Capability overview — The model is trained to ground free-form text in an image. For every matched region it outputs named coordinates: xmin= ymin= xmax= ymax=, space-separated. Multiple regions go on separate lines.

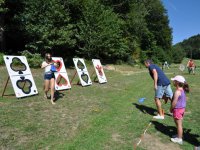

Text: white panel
xmin=10 ymin=75 xmax=38 ymax=98
xmin=73 ymin=58 xmax=92 ymax=86
xmin=52 ymin=57 xmax=66 ymax=73
xmin=73 ymin=58 xmax=88 ymax=72
xmin=52 ymin=57 xmax=71 ymax=90
xmin=3 ymin=55 xmax=38 ymax=98
xmin=4 ymin=56 xmax=31 ymax=76
xmin=54 ymin=72 xmax=71 ymax=90
xmin=92 ymin=59 xmax=107 ymax=83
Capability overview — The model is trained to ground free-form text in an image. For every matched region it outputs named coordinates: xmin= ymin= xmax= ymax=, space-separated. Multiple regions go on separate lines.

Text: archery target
xmin=3 ymin=55 xmax=38 ymax=98
xmin=73 ymin=58 xmax=92 ymax=86
xmin=52 ymin=57 xmax=71 ymax=90
xmin=92 ymin=59 xmax=107 ymax=83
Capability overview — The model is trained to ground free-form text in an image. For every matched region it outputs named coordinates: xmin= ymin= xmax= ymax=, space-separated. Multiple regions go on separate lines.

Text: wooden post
xmin=1 ymin=76 xmax=10 ymax=97
xmin=70 ymin=71 xmax=80 ymax=85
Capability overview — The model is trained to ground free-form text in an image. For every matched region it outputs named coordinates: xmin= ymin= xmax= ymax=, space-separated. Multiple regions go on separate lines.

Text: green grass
xmin=0 ymin=59 xmax=200 ymax=150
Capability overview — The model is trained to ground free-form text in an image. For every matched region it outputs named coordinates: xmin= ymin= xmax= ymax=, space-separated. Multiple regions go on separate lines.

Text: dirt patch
xmin=116 ymin=70 xmax=147 ymax=75
xmin=141 ymin=133 xmax=181 ymax=150
xmin=0 ymin=102 xmax=5 ymax=107
xmin=104 ymin=65 xmax=116 ymax=71
xmin=112 ymin=133 xmax=124 ymax=144
xmin=103 ymin=65 xmax=148 ymax=75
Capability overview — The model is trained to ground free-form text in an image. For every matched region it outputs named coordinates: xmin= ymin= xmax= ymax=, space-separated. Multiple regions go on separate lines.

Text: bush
xmin=21 ymin=50 xmax=43 ymax=68
xmin=0 ymin=52 xmax=5 ymax=65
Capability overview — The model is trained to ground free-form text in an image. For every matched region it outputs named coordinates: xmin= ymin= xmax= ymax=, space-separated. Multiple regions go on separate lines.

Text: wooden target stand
xmin=90 ymin=69 xmax=98 ymax=83
xmin=70 ymin=70 xmax=81 ymax=86
xmin=1 ymin=76 xmax=20 ymax=98
xmin=1 ymin=75 xmax=33 ymax=98
xmin=1 ymin=76 xmax=12 ymax=97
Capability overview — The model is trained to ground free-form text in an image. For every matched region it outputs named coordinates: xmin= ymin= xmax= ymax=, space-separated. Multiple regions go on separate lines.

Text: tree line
xmin=173 ymin=34 xmax=200 ymax=62
xmin=0 ymin=0 xmax=182 ymax=64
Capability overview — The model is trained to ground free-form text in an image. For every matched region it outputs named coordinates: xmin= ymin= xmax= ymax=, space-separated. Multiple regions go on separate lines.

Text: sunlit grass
xmin=0 ymin=59 xmax=199 ymax=149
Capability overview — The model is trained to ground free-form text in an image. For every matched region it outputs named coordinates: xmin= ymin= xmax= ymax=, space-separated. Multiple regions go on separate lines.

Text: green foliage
xmin=144 ymin=0 xmax=172 ymax=50
xmin=171 ymin=45 xmax=185 ymax=63
xmin=19 ymin=0 xmax=76 ymax=54
xmin=3 ymin=0 xmax=173 ymax=64
xmin=21 ymin=50 xmax=43 ymax=68
xmin=0 ymin=52 xmax=4 ymax=65
xmin=174 ymin=34 xmax=200 ymax=59
xmin=0 ymin=0 xmax=6 ymax=13
xmin=76 ymin=0 xmax=129 ymax=62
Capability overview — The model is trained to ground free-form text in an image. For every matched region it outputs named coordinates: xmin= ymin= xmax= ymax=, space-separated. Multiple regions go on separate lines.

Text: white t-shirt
xmin=42 ymin=61 xmax=51 ymax=73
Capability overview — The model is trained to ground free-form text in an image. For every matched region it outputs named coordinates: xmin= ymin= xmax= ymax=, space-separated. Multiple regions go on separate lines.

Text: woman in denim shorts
xmin=41 ymin=53 xmax=56 ymax=105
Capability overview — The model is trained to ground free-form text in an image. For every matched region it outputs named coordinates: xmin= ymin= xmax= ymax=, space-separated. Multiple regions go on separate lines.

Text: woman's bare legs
xmin=50 ymin=78 xmax=55 ymax=104
xmin=44 ymin=80 xmax=50 ymax=99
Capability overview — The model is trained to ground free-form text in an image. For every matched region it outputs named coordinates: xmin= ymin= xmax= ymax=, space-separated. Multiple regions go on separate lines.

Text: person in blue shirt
xmin=144 ymin=59 xmax=173 ymax=119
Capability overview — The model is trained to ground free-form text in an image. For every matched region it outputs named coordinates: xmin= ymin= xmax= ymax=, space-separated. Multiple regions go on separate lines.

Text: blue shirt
xmin=148 ymin=64 xmax=170 ymax=86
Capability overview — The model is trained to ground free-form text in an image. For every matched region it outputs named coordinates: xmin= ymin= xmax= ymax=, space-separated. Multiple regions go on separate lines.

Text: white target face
xmin=10 ymin=75 xmax=38 ymax=98
xmin=179 ymin=64 xmax=185 ymax=71
xmin=4 ymin=56 xmax=32 ymax=75
xmin=3 ymin=55 xmax=38 ymax=98
xmin=92 ymin=59 xmax=107 ymax=83
xmin=52 ymin=57 xmax=71 ymax=90
xmin=54 ymin=72 xmax=71 ymax=90
xmin=73 ymin=58 xmax=92 ymax=86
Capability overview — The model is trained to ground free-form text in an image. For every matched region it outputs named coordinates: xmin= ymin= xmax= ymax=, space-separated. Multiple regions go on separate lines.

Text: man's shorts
xmin=44 ymin=73 xmax=55 ymax=80
xmin=155 ymin=84 xmax=173 ymax=99
xmin=173 ymin=108 xmax=185 ymax=120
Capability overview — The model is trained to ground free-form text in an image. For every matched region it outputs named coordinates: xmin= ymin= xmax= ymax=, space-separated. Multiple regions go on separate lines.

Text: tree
xmin=18 ymin=0 xmax=76 ymax=55
xmin=76 ymin=0 xmax=129 ymax=62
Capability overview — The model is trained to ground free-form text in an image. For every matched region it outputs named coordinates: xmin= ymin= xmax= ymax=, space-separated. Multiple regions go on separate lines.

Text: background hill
xmin=173 ymin=34 xmax=200 ymax=62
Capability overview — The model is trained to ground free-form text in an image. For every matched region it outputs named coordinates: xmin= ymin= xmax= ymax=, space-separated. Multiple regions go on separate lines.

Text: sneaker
xmin=171 ymin=137 xmax=183 ymax=145
xmin=153 ymin=114 xmax=164 ymax=119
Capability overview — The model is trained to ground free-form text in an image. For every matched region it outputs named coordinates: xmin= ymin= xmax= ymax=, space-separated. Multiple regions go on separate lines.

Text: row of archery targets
xmin=2 ymin=56 xmax=107 ymax=98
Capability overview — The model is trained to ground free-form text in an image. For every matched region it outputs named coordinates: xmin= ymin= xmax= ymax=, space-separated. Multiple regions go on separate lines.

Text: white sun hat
xmin=171 ymin=75 xmax=186 ymax=83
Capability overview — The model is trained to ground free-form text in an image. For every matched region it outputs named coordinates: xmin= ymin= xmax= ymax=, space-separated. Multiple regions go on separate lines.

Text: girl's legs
xmin=50 ymin=78 xmax=55 ymax=104
xmin=44 ymin=80 xmax=50 ymax=98
xmin=175 ymin=119 xmax=183 ymax=139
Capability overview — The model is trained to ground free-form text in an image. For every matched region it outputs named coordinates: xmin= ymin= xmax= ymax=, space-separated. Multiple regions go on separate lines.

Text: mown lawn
xmin=0 ymin=59 xmax=200 ymax=150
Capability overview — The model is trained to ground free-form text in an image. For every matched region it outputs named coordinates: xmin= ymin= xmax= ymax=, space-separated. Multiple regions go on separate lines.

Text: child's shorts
xmin=173 ymin=108 xmax=185 ymax=120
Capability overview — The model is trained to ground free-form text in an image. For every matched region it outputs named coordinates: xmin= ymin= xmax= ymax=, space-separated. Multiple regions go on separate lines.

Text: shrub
xmin=21 ymin=50 xmax=43 ymax=68
xmin=0 ymin=52 xmax=4 ymax=65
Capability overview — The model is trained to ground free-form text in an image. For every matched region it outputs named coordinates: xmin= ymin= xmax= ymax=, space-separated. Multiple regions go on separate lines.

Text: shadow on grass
xmin=132 ymin=103 xmax=157 ymax=116
xmin=151 ymin=121 xmax=200 ymax=146
xmin=54 ymin=91 xmax=65 ymax=101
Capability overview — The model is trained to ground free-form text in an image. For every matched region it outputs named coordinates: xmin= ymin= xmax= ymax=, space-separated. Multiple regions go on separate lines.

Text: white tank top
xmin=42 ymin=61 xmax=51 ymax=73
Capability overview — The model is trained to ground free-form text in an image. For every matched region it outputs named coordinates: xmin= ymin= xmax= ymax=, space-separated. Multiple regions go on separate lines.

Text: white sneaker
xmin=171 ymin=137 xmax=183 ymax=145
xmin=153 ymin=114 xmax=164 ymax=119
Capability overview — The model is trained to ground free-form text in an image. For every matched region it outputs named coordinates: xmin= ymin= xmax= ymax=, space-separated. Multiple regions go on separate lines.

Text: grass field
xmin=0 ymin=58 xmax=200 ymax=150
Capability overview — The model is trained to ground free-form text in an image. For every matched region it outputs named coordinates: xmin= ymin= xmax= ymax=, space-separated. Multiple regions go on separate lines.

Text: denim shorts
xmin=155 ymin=84 xmax=173 ymax=99
xmin=44 ymin=73 xmax=55 ymax=80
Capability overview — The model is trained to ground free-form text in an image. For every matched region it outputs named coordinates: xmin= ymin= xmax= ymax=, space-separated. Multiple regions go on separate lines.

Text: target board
xmin=92 ymin=59 xmax=107 ymax=83
xmin=3 ymin=56 xmax=38 ymax=98
xmin=52 ymin=57 xmax=71 ymax=90
xmin=73 ymin=58 xmax=92 ymax=86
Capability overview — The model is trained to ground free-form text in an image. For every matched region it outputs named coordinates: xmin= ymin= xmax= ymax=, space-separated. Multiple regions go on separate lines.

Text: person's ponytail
xmin=183 ymin=82 xmax=190 ymax=93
